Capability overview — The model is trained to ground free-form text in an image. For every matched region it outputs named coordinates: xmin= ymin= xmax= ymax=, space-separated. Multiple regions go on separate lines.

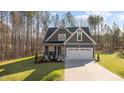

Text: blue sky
xmin=51 ymin=11 xmax=124 ymax=30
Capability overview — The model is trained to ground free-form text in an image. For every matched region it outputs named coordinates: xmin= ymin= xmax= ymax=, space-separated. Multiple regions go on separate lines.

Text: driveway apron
xmin=64 ymin=60 xmax=123 ymax=81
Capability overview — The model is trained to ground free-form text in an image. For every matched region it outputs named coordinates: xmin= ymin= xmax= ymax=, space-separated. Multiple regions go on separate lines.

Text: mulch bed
xmin=34 ymin=59 xmax=64 ymax=64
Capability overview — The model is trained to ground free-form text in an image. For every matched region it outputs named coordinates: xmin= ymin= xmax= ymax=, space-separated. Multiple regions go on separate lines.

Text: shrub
xmin=117 ymin=49 xmax=124 ymax=58
xmin=96 ymin=53 xmax=100 ymax=62
xmin=97 ymin=53 xmax=100 ymax=61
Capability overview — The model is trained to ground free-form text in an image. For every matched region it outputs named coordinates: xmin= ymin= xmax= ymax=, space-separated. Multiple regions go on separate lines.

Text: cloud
xmin=115 ymin=13 xmax=124 ymax=21
xmin=74 ymin=15 xmax=89 ymax=26
xmin=50 ymin=12 xmax=57 ymax=16
xmin=85 ymin=11 xmax=112 ymax=17
xmin=75 ymin=15 xmax=89 ymax=21
xmin=75 ymin=15 xmax=88 ymax=19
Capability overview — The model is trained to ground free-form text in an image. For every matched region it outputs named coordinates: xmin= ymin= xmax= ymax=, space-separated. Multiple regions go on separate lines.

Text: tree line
xmin=0 ymin=11 xmax=50 ymax=60
xmin=88 ymin=15 xmax=124 ymax=52
xmin=0 ymin=11 xmax=124 ymax=61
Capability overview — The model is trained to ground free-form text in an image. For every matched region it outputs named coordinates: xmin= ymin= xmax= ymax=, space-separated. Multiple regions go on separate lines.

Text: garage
xmin=66 ymin=48 xmax=93 ymax=60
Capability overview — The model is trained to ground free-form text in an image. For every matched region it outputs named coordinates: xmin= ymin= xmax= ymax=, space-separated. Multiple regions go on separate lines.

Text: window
xmin=49 ymin=46 xmax=54 ymax=51
xmin=58 ymin=34 xmax=66 ymax=41
xmin=77 ymin=30 xmax=82 ymax=41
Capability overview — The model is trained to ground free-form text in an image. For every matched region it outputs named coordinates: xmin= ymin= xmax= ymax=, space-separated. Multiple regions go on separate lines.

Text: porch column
xmin=57 ymin=46 xmax=60 ymax=61
xmin=58 ymin=46 xmax=60 ymax=56
xmin=54 ymin=46 xmax=57 ymax=59
xmin=55 ymin=46 xmax=58 ymax=58
xmin=59 ymin=46 xmax=61 ymax=56
xmin=54 ymin=46 xmax=56 ymax=55
xmin=58 ymin=46 xmax=62 ymax=61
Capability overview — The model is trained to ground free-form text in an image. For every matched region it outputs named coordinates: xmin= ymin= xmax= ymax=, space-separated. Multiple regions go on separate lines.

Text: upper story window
xmin=58 ymin=34 xmax=66 ymax=41
xmin=77 ymin=30 xmax=82 ymax=41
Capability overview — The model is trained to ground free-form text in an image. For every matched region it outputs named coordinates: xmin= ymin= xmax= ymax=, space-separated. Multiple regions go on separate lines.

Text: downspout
xmin=64 ymin=44 xmax=66 ymax=61
xmin=93 ymin=44 xmax=96 ymax=60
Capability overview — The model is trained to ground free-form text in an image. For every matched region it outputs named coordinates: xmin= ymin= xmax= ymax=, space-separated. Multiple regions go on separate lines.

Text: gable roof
xmin=67 ymin=27 xmax=91 ymax=36
xmin=45 ymin=26 xmax=72 ymax=42
xmin=43 ymin=27 xmax=92 ymax=44
xmin=44 ymin=27 xmax=57 ymax=42
xmin=64 ymin=27 xmax=96 ymax=44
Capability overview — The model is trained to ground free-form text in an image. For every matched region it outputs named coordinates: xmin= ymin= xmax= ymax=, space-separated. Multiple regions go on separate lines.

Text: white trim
xmin=64 ymin=28 xmax=80 ymax=44
xmin=45 ymin=27 xmax=60 ymax=41
xmin=66 ymin=47 xmax=93 ymax=60
xmin=43 ymin=43 xmax=94 ymax=46
xmin=46 ymin=26 xmax=71 ymax=41
xmin=58 ymin=34 xmax=66 ymax=41
xmin=48 ymin=45 xmax=54 ymax=51
xmin=80 ymin=28 xmax=96 ymax=44
xmin=66 ymin=43 xmax=94 ymax=45
xmin=64 ymin=27 xmax=96 ymax=44
xmin=64 ymin=26 xmax=72 ymax=34
xmin=43 ymin=43 xmax=64 ymax=45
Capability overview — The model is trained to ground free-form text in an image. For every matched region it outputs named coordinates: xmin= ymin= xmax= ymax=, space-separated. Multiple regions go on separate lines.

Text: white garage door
xmin=66 ymin=48 xmax=93 ymax=60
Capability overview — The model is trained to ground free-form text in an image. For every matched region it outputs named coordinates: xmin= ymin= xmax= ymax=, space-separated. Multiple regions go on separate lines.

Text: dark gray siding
xmin=48 ymin=28 xmax=71 ymax=42
xmin=44 ymin=28 xmax=57 ymax=42
xmin=66 ymin=32 xmax=93 ymax=43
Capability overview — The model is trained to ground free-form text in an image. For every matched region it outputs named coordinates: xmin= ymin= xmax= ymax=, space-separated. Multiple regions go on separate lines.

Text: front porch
xmin=43 ymin=45 xmax=65 ymax=62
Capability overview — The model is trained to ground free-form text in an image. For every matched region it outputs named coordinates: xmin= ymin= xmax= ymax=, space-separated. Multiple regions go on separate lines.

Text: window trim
xmin=49 ymin=46 xmax=54 ymax=51
xmin=64 ymin=27 xmax=96 ymax=44
xmin=77 ymin=30 xmax=82 ymax=41
xmin=58 ymin=34 xmax=66 ymax=41
xmin=46 ymin=26 xmax=71 ymax=41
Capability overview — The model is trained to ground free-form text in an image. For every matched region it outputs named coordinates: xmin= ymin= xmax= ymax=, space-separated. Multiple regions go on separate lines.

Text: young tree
xmin=63 ymin=11 xmax=76 ymax=27
xmin=111 ymin=23 xmax=120 ymax=51
xmin=88 ymin=15 xmax=98 ymax=38
xmin=51 ymin=14 xmax=59 ymax=27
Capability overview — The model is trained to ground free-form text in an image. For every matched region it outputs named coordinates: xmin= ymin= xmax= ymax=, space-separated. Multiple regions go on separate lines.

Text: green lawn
xmin=43 ymin=69 xmax=64 ymax=81
xmin=97 ymin=53 xmax=124 ymax=79
xmin=0 ymin=56 xmax=64 ymax=81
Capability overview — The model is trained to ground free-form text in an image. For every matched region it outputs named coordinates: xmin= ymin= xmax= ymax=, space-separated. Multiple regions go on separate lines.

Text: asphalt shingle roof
xmin=43 ymin=27 xmax=91 ymax=44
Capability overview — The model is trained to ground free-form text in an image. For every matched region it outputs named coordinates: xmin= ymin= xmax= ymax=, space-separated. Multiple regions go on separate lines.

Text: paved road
xmin=64 ymin=60 xmax=123 ymax=81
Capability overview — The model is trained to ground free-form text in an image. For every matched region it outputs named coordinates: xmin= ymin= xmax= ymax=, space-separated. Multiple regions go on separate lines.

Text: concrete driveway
xmin=64 ymin=60 xmax=123 ymax=81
